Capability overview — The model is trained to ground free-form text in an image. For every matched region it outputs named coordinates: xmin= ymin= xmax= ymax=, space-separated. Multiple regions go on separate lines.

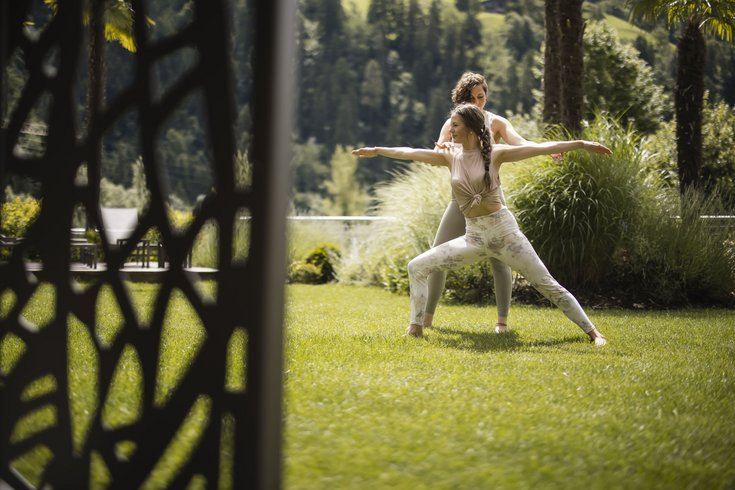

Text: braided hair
xmin=451 ymin=103 xmax=493 ymax=188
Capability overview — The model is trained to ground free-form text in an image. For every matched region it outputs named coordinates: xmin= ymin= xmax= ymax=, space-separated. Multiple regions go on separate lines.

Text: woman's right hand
xmin=352 ymin=147 xmax=378 ymax=158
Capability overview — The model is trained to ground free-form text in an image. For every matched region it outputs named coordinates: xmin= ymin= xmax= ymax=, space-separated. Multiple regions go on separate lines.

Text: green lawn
xmin=283 ymin=285 xmax=735 ymax=489
xmin=3 ymin=283 xmax=735 ymax=489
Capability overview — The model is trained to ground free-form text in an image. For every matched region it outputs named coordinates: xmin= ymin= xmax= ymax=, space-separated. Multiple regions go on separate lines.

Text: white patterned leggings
xmin=407 ymin=207 xmax=595 ymax=333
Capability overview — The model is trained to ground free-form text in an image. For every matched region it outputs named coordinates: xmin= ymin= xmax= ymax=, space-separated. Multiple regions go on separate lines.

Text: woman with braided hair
xmin=353 ymin=103 xmax=609 ymax=345
xmin=428 ymin=71 xmax=531 ymax=334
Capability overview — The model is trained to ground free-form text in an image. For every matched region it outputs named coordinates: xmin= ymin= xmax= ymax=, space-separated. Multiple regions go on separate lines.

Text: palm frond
xmin=629 ymin=0 xmax=735 ymax=41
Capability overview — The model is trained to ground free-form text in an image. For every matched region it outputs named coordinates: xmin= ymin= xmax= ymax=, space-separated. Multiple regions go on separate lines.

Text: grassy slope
xmin=344 ymin=1 xmax=651 ymax=44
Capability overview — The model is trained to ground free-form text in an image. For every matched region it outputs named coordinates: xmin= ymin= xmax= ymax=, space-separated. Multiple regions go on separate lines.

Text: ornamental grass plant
xmin=335 ymin=163 xmax=452 ymax=290
xmin=620 ymin=187 xmax=735 ymax=304
xmin=508 ymin=115 xmax=653 ymax=289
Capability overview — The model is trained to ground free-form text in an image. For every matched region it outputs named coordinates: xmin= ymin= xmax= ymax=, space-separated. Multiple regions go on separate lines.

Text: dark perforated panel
xmin=0 ymin=1 xmax=292 ymax=487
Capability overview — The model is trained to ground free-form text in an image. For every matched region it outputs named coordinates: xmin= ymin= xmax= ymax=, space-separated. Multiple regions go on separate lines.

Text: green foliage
xmin=234 ymin=150 xmax=252 ymax=191
xmin=291 ymin=139 xmax=330 ymax=211
xmin=509 ymin=114 xmax=651 ymax=288
xmin=0 ymin=196 xmax=41 ymax=237
xmin=443 ymin=261 xmax=496 ymax=304
xmin=583 ymin=21 xmax=669 ymax=134
xmin=100 ymin=158 xmax=150 ymax=210
xmin=378 ymin=255 xmax=411 ymax=294
xmin=288 ymin=262 xmax=323 ymax=284
xmin=289 ymin=243 xmax=341 ymax=284
xmin=628 ymin=0 xmax=735 ymax=43
xmin=320 ymin=146 xmax=370 ymax=216
xmin=506 ymin=112 xmax=734 ymax=305
xmin=701 ymin=100 xmax=735 ymax=204
xmin=304 ymin=243 xmax=341 ymax=282
xmin=329 ymin=112 xmax=733 ymax=306
xmin=643 ymin=97 xmax=735 ymax=205
xmin=504 ymin=11 xmax=543 ymax=61
xmin=618 ymin=188 xmax=735 ymax=304
xmin=12 ymin=1 xmax=735 ymax=209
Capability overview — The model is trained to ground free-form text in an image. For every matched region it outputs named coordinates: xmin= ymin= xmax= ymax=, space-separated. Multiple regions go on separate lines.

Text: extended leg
xmin=490 ymin=231 xmax=603 ymax=342
xmin=425 ymin=201 xmax=466 ymax=326
xmin=407 ymin=235 xmax=486 ymax=333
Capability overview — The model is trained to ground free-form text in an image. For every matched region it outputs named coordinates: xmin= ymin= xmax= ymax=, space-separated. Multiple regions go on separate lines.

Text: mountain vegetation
xmin=5 ymin=0 xmax=735 ymax=210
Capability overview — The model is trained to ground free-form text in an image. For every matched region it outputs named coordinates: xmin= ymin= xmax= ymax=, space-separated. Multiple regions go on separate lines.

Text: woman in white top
xmin=353 ymin=103 xmax=609 ymax=345
xmin=427 ymin=72 xmax=530 ymax=334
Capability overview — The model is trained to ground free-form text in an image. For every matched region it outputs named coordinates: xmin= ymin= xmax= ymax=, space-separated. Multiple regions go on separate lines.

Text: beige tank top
xmin=448 ymin=110 xmax=506 ymax=211
xmin=450 ymin=148 xmax=503 ymax=214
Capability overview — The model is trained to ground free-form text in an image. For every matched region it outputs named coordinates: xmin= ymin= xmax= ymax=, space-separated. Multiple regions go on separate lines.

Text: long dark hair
xmin=451 ymin=72 xmax=488 ymax=105
xmin=451 ymin=103 xmax=493 ymax=188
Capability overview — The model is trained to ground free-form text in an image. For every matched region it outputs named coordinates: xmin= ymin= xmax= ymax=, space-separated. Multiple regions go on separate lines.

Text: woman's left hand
xmin=584 ymin=141 xmax=612 ymax=155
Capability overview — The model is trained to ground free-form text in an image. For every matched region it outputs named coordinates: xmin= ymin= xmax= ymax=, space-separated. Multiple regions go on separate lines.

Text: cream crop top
xmin=450 ymin=148 xmax=503 ymax=214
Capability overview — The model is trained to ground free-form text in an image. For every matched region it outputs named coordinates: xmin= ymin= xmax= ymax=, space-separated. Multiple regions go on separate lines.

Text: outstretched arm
xmin=492 ymin=140 xmax=611 ymax=165
xmin=491 ymin=115 xmax=529 ymax=145
xmin=352 ymin=147 xmax=450 ymax=167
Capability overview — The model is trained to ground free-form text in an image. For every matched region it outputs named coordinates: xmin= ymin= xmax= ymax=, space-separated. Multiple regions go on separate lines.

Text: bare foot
xmin=495 ymin=322 xmax=508 ymax=334
xmin=588 ymin=329 xmax=607 ymax=346
xmin=423 ymin=313 xmax=434 ymax=328
xmin=405 ymin=324 xmax=423 ymax=337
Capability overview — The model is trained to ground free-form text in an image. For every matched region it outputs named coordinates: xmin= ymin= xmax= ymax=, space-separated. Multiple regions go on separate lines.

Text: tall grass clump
xmin=336 ymin=164 xmax=452 ymax=290
xmin=508 ymin=114 xmax=653 ymax=289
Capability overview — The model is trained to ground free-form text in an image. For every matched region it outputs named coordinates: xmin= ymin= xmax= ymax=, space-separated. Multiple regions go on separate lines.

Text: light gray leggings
xmin=426 ymin=200 xmax=512 ymax=317
xmin=408 ymin=208 xmax=596 ymax=333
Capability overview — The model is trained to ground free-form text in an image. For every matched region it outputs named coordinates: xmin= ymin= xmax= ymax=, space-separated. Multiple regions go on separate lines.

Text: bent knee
xmin=407 ymin=258 xmax=420 ymax=276
xmin=407 ymin=257 xmax=430 ymax=280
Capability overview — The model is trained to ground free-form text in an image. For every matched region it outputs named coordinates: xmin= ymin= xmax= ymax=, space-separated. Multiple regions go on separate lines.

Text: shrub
xmin=617 ymin=188 xmax=735 ymax=305
xmin=378 ymin=256 xmax=411 ymax=294
xmin=303 ymin=243 xmax=341 ymax=283
xmin=508 ymin=114 xmax=652 ymax=289
xmin=288 ymin=262 xmax=323 ymax=284
xmin=289 ymin=243 xmax=341 ymax=284
xmin=1 ymin=196 xmax=41 ymax=237
xmin=582 ymin=21 xmax=669 ymax=134
xmin=443 ymin=262 xmax=496 ymax=305
xmin=168 ymin=208 xmax=193 ymax=232
xmin=643 ymin=98 xmax=735 ymax=206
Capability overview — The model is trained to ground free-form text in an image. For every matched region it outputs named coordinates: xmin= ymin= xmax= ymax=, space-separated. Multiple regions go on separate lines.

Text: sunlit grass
xmin=3 ymin=283 xmax=734 ymax=489
xmin=283 ymin=285 xmax=735 ymax=489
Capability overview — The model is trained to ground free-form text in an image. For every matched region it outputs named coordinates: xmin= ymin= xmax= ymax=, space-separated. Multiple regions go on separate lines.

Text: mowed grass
xmin=2 ymin=283 xmax=734 ymax=488
xmin=283 ymin=285 xmax=735 ymax=490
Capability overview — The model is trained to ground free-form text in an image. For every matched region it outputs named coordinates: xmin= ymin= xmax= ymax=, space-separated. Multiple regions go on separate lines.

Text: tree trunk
xmin=676 ymin=20 xmax=705 ymax=195
xmin=86 ymin=1 xmax=105 ymax=218
xmin=88 ymin=3 xmax=105 ymax=129
xmin=558 ymin=0 xmax=584 ymax=135
xmin=543 ymin=0 xmax=561 ymax=125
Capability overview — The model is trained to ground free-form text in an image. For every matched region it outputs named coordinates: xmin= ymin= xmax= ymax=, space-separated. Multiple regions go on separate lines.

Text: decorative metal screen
xmin=0 ymin=0 xmax=294 ymax=487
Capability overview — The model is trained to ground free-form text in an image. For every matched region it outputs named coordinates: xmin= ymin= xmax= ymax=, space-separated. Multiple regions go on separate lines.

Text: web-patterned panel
xmin=0 ymin=0 xmax=292 ymax=487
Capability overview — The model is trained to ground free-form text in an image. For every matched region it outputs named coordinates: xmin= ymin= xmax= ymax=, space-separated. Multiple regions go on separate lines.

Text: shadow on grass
xmin=431 ymin=325 xmax=586 ymax=353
